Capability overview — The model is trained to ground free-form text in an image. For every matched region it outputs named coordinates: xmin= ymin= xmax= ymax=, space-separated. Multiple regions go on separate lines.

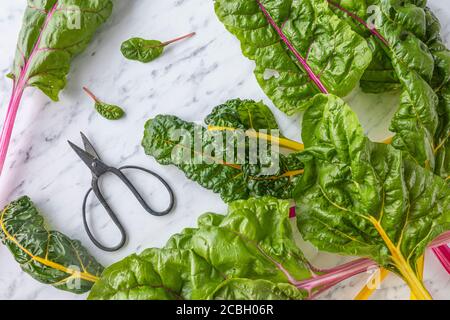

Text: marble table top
xmin=0 ymin=0 xmax=448 ymax=300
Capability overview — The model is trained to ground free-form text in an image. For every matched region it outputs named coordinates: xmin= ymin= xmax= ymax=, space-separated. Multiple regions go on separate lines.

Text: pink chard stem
xmin=0 ymin=87 xmax=25 ymax=174
xmin=162 ymin=32 xmax=196 ymax=47
xmin=83 ymin=87 xmax=100 ymax=103
xmin=430 ymin=232 xmax=450 ymax=275
xmin=0 ymin=2 xmax=59 ymax=175
xmin=326 ymin=0 xmax=389 ymax=46
xmin=432 ymin=246 xmax=450 ymax=274
xmin=296 ymin=258 xmax=377 ymax=298
xmin=430 ymin=231 xmax=450 ymax=248
xmin=288 ymin=206 xmax=377 ymax=298
xmin=256 ymin=0 xmax=329 ymax=94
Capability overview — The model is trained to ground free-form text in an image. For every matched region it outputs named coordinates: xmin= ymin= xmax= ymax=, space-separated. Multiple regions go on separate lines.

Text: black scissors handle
xmin=82 ymin=187 xmax=126 ymax=252
xmin=82 ymin=166 xmax=175 ymax=252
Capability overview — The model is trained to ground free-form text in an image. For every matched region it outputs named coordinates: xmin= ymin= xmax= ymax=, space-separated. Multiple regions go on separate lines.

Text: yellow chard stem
xmin=1 ymin=208 xmax=99 ymax=283
xmin=354 ymin=268 xmax=389 ymax=300
xmin=410 ymin=255 xmax=425 ymax=300
xmin=207 ymin=126 xmax=304 ymax=152
xmin=382 ymin=136 xmax=393 ymax=145
xmin=368 ymin=217 xmax=432 ymax=300
xmin=357 ymin=136 xmax=421 ymax=301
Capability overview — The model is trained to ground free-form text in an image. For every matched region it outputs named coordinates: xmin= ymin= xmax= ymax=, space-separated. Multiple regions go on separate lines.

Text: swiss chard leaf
xmin=328 ymin=0 xmax=450 ymax=181
xmin=120 ymin=38 xmax=165 ymax=63
xmin=0 ymin=196 xmax=103 ymax=294
xmin=425 ymin=9 xmax=450 ymax=182
xmin=328 ymin=0 xmax=431 ymax=93
xmin=0 ymin=0 xmax=113 ymax=173
xmin=295 ymin=94 xmax=450 ymax=300
xmin=214 ymin=0 xmax=372 ymax=114
xmin=142 ymin=99 xmax=305 ymax=202
xmin=95 ymin=102 xmax=125 ymax=120
xmin=9 ymin=0 xmax=113 ymax=101
xmin=120 ymin=33 xmax=195 ymax=63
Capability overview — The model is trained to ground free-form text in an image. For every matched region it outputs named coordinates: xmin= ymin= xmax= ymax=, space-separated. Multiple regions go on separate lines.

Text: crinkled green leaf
xmin=296 ymin=94 xmax=450 ymax=298
xmin=329 ymin=0 xmax=430 ymax=93
xmin=88 ymin=197 xmax=310 ymax=300
xmin=329 ymin=0 xmax=449 ymax=181
xmin=120 ymin=38 xmax=164 ymax=63
xmin=208 ymin=278 xmax=305 ymax=300
xmin=95 ymin=101 xmax=125 ymax=120
xmin=424 ymin=8 xmax=450 ymax=182
xmin=9 ymin=0 xmax=113 ymax=101
xmin=142 ymin=100 xmax=305 ymax=202
xmin=205 ymin=98 xmax=279 ymax=130
xmin=0 ymin=196 xmax=103 ymax=294
xmin=359 ymin=38 xmax=401 ymax=93
xmin=214 ymin=0 xmax=372 ymax=114
xmin=331 ymin=0 xmax=450 ymax=181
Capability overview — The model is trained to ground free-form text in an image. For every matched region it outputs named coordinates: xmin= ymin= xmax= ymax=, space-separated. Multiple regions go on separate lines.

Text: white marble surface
xmin=0 ymin=0 xmax=448 ymax=300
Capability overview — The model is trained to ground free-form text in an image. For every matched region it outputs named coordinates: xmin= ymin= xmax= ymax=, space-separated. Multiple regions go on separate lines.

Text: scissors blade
xmin=80 ymin=132 xmax=102 ymax=160
xmin=68 ymin=140 xmax=98 ymax=172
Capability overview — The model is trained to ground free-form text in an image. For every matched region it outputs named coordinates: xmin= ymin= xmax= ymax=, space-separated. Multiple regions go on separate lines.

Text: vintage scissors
xmin=68 ymin=132 xmax=175 ymax=252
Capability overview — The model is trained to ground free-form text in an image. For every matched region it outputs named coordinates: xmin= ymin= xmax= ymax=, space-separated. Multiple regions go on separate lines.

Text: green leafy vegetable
xmin=328 ymin=0 xmax=449 ymax=178
xmin=142 ymin=99 xmax=305 ymax=202
xmin=0 ymin=196 xmax=103 ymax=294
xmin=214 ymin=0 xmax=372 ymax=114
xmin=88 ymin=197 xmax=376 ymax=300
xmin=327 ymin=0 xmax=438 ymax=170
xmin=295 ymin=94 xmax=450 ymax=300
xmin=121 ymin=32 xmax=195 ymax=63
xmin=424 ymin=9 xmax=450 ymax=183
xmin=0 ymin=0 xmax=113 ymax=173
xmin=83 ymin=87 xmax=125 ymax=120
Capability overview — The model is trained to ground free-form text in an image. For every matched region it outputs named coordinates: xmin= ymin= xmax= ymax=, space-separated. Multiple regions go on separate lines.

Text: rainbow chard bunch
xmin=0 ymin=0 xmax=113 ymax=174
xmin=142 ymin=97 xmax=449 ymax=300
xmin=132 ymin=0 xmax=450 ymax=299
xmin=1 ymin=0 xmax=448 ymax=301
xmin=210 ymin=0 xmax=450 ymax=298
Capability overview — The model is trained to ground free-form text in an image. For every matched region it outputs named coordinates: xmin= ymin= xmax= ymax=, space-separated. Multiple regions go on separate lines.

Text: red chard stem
xmin=256 ymin=0 xmax=329 ymax=94
xmin=162 ymin=32 xmax=196 ymax=47
xmin=83 ymin=87 xmax=100 ymax=103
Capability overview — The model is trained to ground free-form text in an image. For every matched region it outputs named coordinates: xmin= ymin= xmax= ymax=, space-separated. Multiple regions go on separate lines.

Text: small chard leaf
xmin=121 ymin=32 xmax=195 ymax=63
xmin=214 ymin=0 xmax=372 ymax=114
xmin=121 ymin=38 xmax=164 ymax=63
xmin=88 ymin=197 xmax=311 ymax=300
xmin=296 ymin=94 xmax=450 ymax=300
xmin=95 ymin=102 xmax=125 ymax=120
xmin=83 ymin=87 xmax=125 ymax=120
xmin=0 ymin=196 xmax=103 ymax=294
xmin=142 ymin=99 xmax=305 ymax=202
